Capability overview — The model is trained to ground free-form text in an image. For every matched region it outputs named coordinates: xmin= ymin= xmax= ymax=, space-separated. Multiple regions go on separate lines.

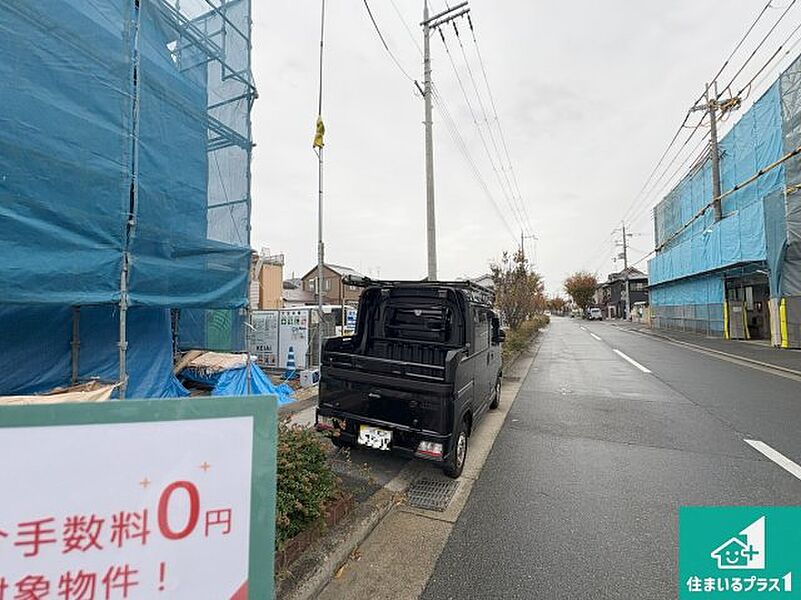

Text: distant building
xmin=598 ymin=268 xmax=649 ymax=319
xmin=299 ymin=263 xmax=364 ymax=306
xmin=458 ymin=273 xmax=494 ymax=291
xmin=250 ymin=250 xmax=284 ymax=310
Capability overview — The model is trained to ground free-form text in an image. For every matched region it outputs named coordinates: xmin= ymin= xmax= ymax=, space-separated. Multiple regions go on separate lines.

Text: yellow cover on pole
xmin=313 ymin=116 xmax=325 ymax=148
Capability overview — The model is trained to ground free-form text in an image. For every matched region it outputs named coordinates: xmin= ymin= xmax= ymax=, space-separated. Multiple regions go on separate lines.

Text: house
xmin=598 ymin=267 xmax=649 ymax=319
xmin=299 ymin=263 xmax=365 ymax=306
xmin=250 ymin=250 xmax=284 ymax=310
xmin=466 ymin=273 xmax=495 ymax=291
xmin=648 ymin=52 xmax=801 ymax=346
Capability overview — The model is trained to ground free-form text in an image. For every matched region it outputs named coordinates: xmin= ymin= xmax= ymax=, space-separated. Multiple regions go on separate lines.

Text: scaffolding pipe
xmin=71 ymin=307 xmax=80 ymax=385
xmin=120 ymin=0 xmax=144 ymax=400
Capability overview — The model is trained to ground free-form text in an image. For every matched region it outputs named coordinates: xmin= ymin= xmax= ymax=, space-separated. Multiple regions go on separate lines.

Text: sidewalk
xmin=607 ymin=320 xmax=801 ymax=374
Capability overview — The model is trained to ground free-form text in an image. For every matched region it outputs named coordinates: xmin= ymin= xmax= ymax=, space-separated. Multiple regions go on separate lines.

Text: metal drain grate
xmin=407 ymin=478 xmax=460 ymax=511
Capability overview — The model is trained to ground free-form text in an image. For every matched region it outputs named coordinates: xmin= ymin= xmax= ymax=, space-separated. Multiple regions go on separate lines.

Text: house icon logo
xmin=710 ymin=516 xmax=765 ymax=570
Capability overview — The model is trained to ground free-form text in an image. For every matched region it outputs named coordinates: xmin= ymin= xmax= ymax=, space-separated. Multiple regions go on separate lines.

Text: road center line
xmin=744 ymin=439 xmax=801 ymax=481
xmin=589 ymin=332 xmax=602 ymax=341
xmin=613 ymin=349 xmax=652 ymax=373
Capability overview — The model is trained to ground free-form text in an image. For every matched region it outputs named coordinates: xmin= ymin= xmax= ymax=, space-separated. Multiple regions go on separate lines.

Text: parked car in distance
xmin=588 ymin=307 xmax=604 ymax=321
xmin=316 ymin=278 xmax=504 ymax=478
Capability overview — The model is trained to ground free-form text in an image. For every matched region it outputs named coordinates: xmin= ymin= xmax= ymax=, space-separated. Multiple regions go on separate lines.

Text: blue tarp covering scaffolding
xmin=0 ymin=0 xmax=255 ymax=398
xmin=649 ymin=82 xmax=785 ymax=290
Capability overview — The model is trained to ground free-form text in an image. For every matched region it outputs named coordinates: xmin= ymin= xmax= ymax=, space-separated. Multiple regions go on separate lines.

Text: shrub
xmin=275 ymin=420 xmax=337 ymax=548
xmin=503 ymin=314 xmax=550 ymax=359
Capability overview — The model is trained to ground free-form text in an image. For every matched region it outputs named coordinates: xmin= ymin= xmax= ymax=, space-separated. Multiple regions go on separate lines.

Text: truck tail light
xmin=416 ymin=441 xmax=443 ymax=458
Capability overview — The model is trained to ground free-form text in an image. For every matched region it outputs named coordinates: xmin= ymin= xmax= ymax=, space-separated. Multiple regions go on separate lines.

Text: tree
xmin=564 ymin=271 xmax=598 ymax=311
xmin=490 ymin=249 xmax=545 ymax=330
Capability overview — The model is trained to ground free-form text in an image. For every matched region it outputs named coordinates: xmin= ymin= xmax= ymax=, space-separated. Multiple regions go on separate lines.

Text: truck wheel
xmin=444 ymin=418 xmax=468 ymax=478
xmin=330 ymin=436 xmax=353 ymax=449
xmin=489 ymin=378 xmax=501 ymax=410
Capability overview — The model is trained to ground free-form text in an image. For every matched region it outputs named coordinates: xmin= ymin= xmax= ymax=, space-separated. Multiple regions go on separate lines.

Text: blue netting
xmin=649 ymin=82 xmax=783 ymax=287
xmin=0 ymin=0 xmax=253 ymax=308
xmin=0 ymin=306 xmax=188 ymax=398
xmin=0 ymin=1 xmax=254 ymax=398
xmin=649 ymin=275 xmax=724 ymax=306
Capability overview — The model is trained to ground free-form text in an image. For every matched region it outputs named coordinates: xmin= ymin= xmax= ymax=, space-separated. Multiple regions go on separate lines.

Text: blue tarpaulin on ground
xmin=181 ymin=363 xmax=295 ymax=404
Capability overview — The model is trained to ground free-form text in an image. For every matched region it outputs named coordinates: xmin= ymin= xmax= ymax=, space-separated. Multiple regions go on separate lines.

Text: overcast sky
xmin=250 ymin=1 xmax=801 ymax=294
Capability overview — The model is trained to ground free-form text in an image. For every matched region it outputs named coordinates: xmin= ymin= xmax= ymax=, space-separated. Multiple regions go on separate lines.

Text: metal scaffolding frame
xmin=116 ymin=0 xmax=255 ymax=398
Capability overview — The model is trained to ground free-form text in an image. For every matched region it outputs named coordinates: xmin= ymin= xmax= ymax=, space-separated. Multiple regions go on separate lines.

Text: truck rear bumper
xmin=316 ymin=408 xmax=451 ymax=462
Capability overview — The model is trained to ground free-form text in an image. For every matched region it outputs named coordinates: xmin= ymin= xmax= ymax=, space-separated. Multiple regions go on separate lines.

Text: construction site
xmin=0 ymin=0 xmax=295 ymax=401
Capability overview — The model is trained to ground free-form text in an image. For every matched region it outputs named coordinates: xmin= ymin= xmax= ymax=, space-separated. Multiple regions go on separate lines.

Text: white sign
xmin=0 ymin=416 xmax=255 ymax=599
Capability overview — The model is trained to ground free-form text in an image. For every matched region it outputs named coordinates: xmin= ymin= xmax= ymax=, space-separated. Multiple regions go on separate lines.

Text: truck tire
xmin=489 ymin=377 xmax=501 ymax=410
xmin=330 ymin=436 xmax=353 ymax=449
xmin=444 ymin=417 xmax=468 ymax=478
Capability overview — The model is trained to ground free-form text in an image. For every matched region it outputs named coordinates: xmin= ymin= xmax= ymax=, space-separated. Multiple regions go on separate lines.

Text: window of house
xmin=324 ymin=278 xmax=331 ymax=292
xmin=307 ymin=279 xmax=315 ymax=292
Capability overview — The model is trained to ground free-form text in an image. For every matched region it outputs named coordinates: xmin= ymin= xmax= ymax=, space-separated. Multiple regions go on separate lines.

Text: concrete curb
xmin=278 ymin=394 xmax=318 ymax=418
xmin=625 ymin=325 xmax=801 ymax=378
xmin=282 ymin=461 xmax=423 ymax=600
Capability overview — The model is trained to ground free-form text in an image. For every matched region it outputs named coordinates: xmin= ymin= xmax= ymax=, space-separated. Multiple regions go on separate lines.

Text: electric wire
xmin=616 ymin=1 xmax=782 ymax=237
xmin=431 ymin=83 xmax=519 ymax=242
xmin=449 ymin=21 xmax=527 ymax=236
xmin=465 ymin=15 xmax=535 ymax=237
xmin=363 ymin=0 xmax=417 ymax=83
xmin=438 ymin=30 xmax=530 ymax=239
xmin=717 ymin=0 xmax=799 ymax=100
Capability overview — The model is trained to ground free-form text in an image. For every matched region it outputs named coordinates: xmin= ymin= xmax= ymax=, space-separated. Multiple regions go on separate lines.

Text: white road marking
xmin=579 ymin=326 xmax=587 ymax=331
xmin=589 ymin=332 xmax=602 ymax=341
xmin=744 ymin=439 xmax=801 ymax=481
xmin=613 ymin=349 xmax=652 ymax=373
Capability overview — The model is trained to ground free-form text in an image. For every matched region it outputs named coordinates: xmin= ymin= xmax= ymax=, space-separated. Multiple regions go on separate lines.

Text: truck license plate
xmin=357 ymin=425 xmax=392 ymax=450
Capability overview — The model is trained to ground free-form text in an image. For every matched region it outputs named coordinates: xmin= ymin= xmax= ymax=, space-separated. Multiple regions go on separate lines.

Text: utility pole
xmin=420 ymin=1 xmax=470 ymax=281
xmin=520 ymin=230 xmax=537 ymax=263
xmin=691 ymin=83 xmax=733 ymax=222
xmin=622 ymin=221 xmax=630 ymax=321
xmin=707 ymin=83 xmax=723 ymax=222
xmin=423 ymin=0 xmax=437 ymax=281
xmin=615 ymin=222 xmax=633 ymax=320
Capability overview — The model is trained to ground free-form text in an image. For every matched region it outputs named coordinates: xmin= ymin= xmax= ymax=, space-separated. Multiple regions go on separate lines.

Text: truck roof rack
xmin=342 ymin=275 xmax=495 ymax=305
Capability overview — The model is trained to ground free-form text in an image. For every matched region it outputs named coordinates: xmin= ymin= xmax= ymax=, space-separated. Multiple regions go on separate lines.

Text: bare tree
xmin=491 ymin=249 xmax=545 ymax=330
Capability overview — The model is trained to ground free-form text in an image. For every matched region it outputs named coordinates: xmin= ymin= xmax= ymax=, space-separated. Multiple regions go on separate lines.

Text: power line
xmin=362 ymin=0 xmax=417 ymax=83
xmin=439 ymin=29 xmax=528 ymax=233
xmin=448 ymin=22 xmax=526 ymax=233
xmin=466 ymin=15 xmax=534 ymax=237
xmin=617 ymin=2 xmax=783 ymax=234
xmin=431 ymin=83 xmax=519 ymax=242
xmin=437 ymin=29 xmax=529 ymax=238
xmin=717 ymin=0 xmax=799 ymax=100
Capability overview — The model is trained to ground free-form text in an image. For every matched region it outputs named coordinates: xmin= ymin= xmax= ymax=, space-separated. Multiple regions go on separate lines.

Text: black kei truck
xmin=315 ymin=278 xmax=505 ymax=478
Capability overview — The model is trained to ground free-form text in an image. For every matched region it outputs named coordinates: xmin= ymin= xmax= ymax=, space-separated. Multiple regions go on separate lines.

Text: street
xmin=423 ymin=317 xmax=801 ymax=599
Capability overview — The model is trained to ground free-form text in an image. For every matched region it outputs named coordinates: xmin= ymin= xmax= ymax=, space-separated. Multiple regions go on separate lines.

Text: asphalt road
xmin=423 ymin=317 xmax=801 ymax=599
